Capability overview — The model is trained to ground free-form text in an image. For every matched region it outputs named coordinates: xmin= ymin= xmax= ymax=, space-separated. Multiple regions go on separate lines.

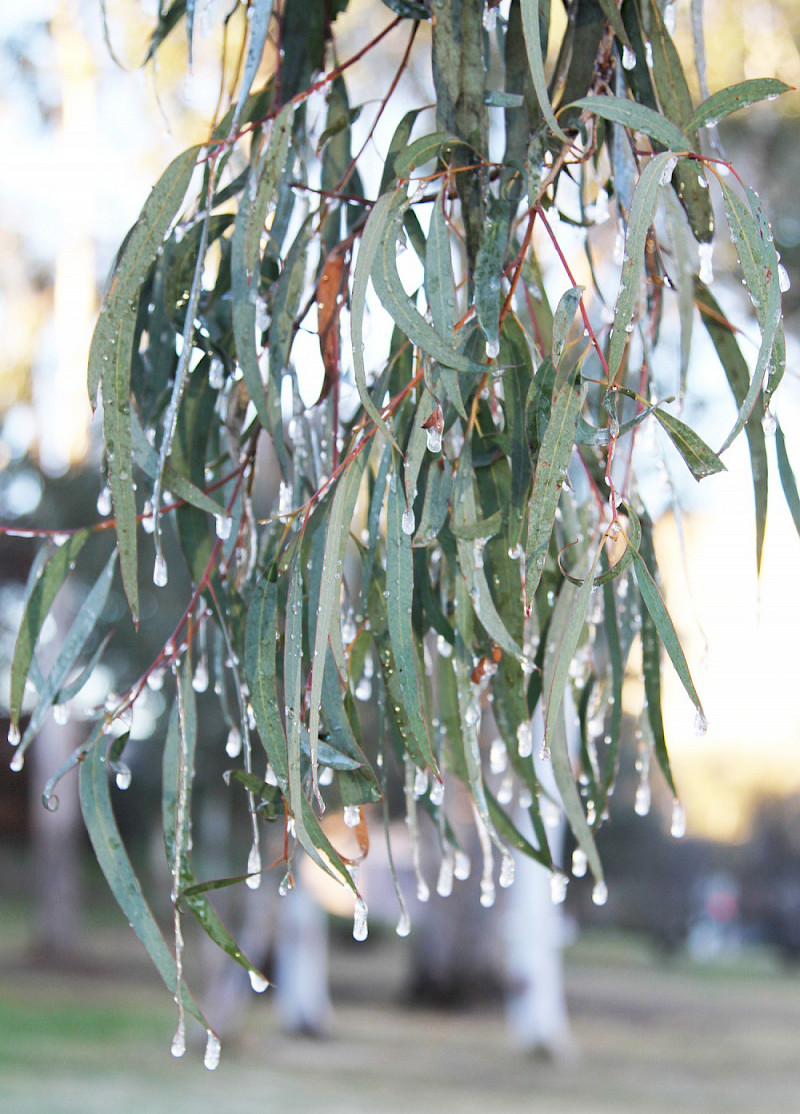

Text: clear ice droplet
xmin=7 ymin=723 xmax=20 ymax=747
xmin=396 ymin=910 xmax=411 ymax=937
xmin=225 ymin=727 xmax=242 ymax=758
xmin=344 ymin=804 xmax=361 ymax=828
xmin=115 ymin=763 xmax=132 ymax=791
xmin=353 ymin=897 xmax=368 ymax=941
xmin=778 ymin=264 xmax=791 ymax=293
xmin=485 ymin=337 xmax=500 ymax=360
xmin=622 ymin=44 xmax=636 ymax=69
xmin=215 ymin=514 xmax=233 ymax=541
xmin=171 ymin=1020 xmax=186 ymax=1058
xmin=426 ymin=427 xmax=442 ymax=454
xmin=693 ymin=708 xmax=708 ymax=736
xmin=401 ymin=508 xmax=416 ymax=536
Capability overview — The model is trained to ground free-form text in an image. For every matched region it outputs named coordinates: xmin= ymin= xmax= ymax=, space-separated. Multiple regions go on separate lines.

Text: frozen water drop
xmin=355 ymin=675 xmax=372 ymax=701
xmin=53 ymin=533 xmax=69 ymax=548
xmin=550 ymin=872 xmax=568 ymax=904
xmin=147 ymin=666 xmax=165 ymax=692
xmin=171 ymin=1019 xmax=186 ymax=1058
xmin=115 ymin=763 xmax=132 ymax=791
xmin=634 ymin=779 xmax=651 ymax=817
xmin=437 ymin=853 xmax=454 ymax=897
xmin=490 ymin=738 xmax=507 ymax=775
xmin=344 ymin=804 xmax=361 ymax=828
xmin=664 ymin=0 xmax=677 ymax=33
xmin=622 ymin=44 xmax=636 ymax=69
xmin=416 ymin=877 xmax=430 ymax=902
xmin=516 ymin=721 xmax=533 ymax=759
xmin=53 ymin=703 xmax=70 ymax=726
xmin=7 ymin=723 xmax=20 ymax=747
xmin=396 ymin=910 xmax=411 ymax=937
xmin=413 ymin=767 xmax=428 ymax=799
xmin=203 ymin=1031 xmax=221 ymax=1071
xmin=426 ymin=427 xmax=442 ymax=453
xmin=485 ymin=337 xmax=500 ymax=360
xmin=454 ymin=850 xmax=471 ymax=881
xmin=215 ymin=514 xmax=233 ymax=540
xmin=592 ymin=880 xmax=609 ymax=906
xmin=10 ymin=750 xmax=24 ymax=772
xmin=499 ymin=853 xmax=515 ymax=889
xmin=249 ymin=970 xmax=269 ymax=993
xmin=353 ymin=897 xmax=368 ymax=941
xmin=482 ymin=2 xmax=497 ymax=31
xmin=670 ymin=799 xmax=686 ymax=839
xmin=209 ymin=357 xmax=225 ymax=389
xmin=480 ymin=879 xmax=496 ymax=908
xmin=246 ymin=841 xmax=262 ymax=889
xmin=153 ymin=554 xmax=168 ymax=588
xmin=571 ymin=848 xmax=588 ymax=878
xmin=778 ymin=264 xmax=791 ymax=293
xmin=401 ymin=508 xmax=416 ymax=536
xmin=693 ymin=708 xmax=708 ymax=736
xmin=192 ymin=657 xmax=209 ymax=693
xmin=225 ymin=727 xmax=242 ymax=758
xmin=762 ymin=410 xmax=777 ymax=437
xmin=429 ymin=778 xmax=445 ymax=806
xmin=698 ymin=242 xmax=714 ymax=285
xmin=97 ymin=486 xmax=112 ymax=517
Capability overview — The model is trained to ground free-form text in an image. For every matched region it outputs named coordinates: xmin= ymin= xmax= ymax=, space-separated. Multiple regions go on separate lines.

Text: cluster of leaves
xmin=7 ymin=0 xmax=795 ymax=1061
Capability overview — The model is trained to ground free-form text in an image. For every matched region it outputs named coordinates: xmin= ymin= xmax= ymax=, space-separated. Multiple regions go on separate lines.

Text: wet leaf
xmin=521 ymin=0 xmax=569 ymax=143
xmin=686 ymin=78 xmax=792 ymax=133
xmin=652 ymin=408 xmax=726 ymax=481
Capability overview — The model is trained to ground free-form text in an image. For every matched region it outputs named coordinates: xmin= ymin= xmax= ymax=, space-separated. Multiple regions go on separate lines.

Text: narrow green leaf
xmin=637 ymin=523 xmax=677 ymax=795
xmin=551 ymin=285 xmax=583 ymax=365
xmin=380 ymin=108 xmax=423 ymax=194
xmin=652 ymin=408 xmax=726 ymax=481
xmin=351 ymin=192 xmax=404 ymax=449
xmin=717 ymin=184 xmax=781 ymax=453
xmin=525 ymin=369 xmax=582 ymax=602
xmin=686 ymin=78 xmax=792 ymax=133
xmin=425 ymin=190 xmax=456 ymax=337
xmin=379 ymin=0 xmax=430 ymax=19
xmin=632 ymin=548 xmax=703 ymax=717
xmin=521 ymin=0 xmax=570 ymax=143
xmin=386 ymin=479 xmax=437 ymax=771
xmin=80 ymin=740 xmax=210 ymax=1029
xmin=542 ymin=557 xmax=604 ymax=884
xmin=569 ymin=95 xmax=690 ymax=151
xmin=474 ymin=202 xmax=509 ymax=356
xmin=776 ymin=421 xmax=800 ymax=541
xmin=647 ymin=0 xmax=695 ymax=132
xmin=597 ymin=0 xmax=632 ymax=51
xmin=229 ymin=0 xmax=274 ymax=135
xmin=608 ymin=151 xmax=676 ymax=379
xmin=371 ymin=193 xmax=486 ymax=376
xmin=19 ymin=550 xmax=117 ymax=756
xmin=88 ymin=146 xmax=200 ymax=407
xmin=10 ymin=532 xmax=89 ymax=730
xmin=306 ymin=453 xmax=368 ymax=796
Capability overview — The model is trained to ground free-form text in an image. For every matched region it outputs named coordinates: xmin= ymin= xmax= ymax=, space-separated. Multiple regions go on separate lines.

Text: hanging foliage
xmin=6 ymin=0 xmax=795 ymax=1067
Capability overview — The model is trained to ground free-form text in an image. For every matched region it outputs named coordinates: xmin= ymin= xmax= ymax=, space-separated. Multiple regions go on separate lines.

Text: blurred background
xmin=1 ymin=1 xmax=800 ymax=1111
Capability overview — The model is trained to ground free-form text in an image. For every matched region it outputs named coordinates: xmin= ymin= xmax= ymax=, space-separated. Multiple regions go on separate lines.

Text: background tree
xmin=4 ymin=0 xmax=796 ymax=1069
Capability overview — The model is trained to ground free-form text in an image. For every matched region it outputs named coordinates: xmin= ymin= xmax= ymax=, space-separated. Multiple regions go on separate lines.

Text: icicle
xmin=437 ymin=850 xmax=455 ymax=897
xmin=203 ymin=1031 xmax=221 ymax=1071
xmin=698 ymin=243 xmax=714 ymax=285
xmin=454 ymin=850 xmax=471 ymax=880
xmin=170 ymin=1018 xmax=186 ymax=1058
xmin=550 ymin=872 xmax=568 ymax=904
xmin=474 ymin=809 xmax=496 ymax=908
xmin=670 ymin=799 xmax=687 ymax=839
xmin=404 ymin=759 xmax=429 ymax=901
xmin=246 ymin=837 xmax=262 ymax=889
xmin=353 ymin=897 xmax=369 ymax=941
xmin=499 ymin=852 xmax=515 ymax=889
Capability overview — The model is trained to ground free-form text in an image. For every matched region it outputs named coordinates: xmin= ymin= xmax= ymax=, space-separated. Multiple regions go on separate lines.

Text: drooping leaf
xmin=776 ymin=421 xmax=800 ymax=541
xmin=19 ymin=550 xmax=117 ymax=757
xmin=631 ymin=546 xmax=704 ymax=718
xmin=10 ymin=532 xmax=89 ymax=731
xmin=228 ymin=0 xmax=275 ymax=136
xmin=652 ymin=408 xmax=726 ymax=481
xmin=525 ymin=366 xmax=582 ymax=602
xmin=80 ymin=739 xmax=211 ymax=1031
xmin=607 ymin=151 xmax=677 ymax=379
xmin=551 ymin=285 xmax=583 ymax=366
xmin=520 ymin=0 xmax=569 ymax=143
